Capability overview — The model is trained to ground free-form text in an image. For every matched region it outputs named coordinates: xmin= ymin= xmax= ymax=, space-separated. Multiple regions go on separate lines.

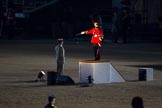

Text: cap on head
xmin=57 ymin=38 xmax=63 ymax=42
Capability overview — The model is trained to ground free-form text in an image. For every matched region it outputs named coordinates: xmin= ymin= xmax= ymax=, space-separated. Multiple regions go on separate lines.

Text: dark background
xmin=0 ymin=0 xmax=162 ymax=42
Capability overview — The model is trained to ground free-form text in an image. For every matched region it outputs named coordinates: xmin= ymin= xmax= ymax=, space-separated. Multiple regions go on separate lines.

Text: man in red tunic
xmin=81 ymin=22 xmax=104 ymax=60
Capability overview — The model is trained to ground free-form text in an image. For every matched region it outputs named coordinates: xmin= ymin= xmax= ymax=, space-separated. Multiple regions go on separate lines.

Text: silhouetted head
xmin=48 ymin=95 xmax=56 ymax=105
xmin=131 ymin=96 xmax=144 ymax=108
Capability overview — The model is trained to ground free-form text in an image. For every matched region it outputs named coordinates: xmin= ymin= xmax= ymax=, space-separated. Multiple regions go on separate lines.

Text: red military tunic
xmin=86 ymin=27 xmax=103 ymax=44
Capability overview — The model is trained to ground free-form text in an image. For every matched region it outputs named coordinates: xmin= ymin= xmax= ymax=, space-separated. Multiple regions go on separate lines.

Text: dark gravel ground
xmin=0 ymin=40 xmax=162 ymax=108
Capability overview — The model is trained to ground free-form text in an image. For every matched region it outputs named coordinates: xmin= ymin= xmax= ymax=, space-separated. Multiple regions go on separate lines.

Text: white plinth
xmin=79 ymin=60 xmax=125 ymax=84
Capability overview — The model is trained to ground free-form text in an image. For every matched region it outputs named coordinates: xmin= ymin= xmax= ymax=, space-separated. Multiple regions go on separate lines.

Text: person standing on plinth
xmin=55 ymin=38 xmax=65 ymax=78
xmin=81 ymin=21 xmax=104 ymax=60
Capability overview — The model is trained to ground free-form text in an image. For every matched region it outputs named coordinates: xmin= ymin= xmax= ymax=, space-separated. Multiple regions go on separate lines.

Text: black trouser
xmin=7 ymin=24 xmax=15 ymax=39
xmin=57 ymin=62 xmax=64 ymax=77
xmin=113 ymin=31 xmax=119 ymax=43
xmin=92 ymin=43 xmax=101 ymax=60
xmin=121 ymin=27 xmax=128 ymax=43
xmin=121 ymin=23 xmax=129 ymax=43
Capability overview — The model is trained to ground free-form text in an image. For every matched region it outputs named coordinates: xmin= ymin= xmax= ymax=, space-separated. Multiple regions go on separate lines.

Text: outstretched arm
xmin=81 ymin=31 xmax=87 ymax=34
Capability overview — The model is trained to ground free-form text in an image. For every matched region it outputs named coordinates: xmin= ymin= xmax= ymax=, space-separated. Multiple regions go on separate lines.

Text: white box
xmin=139 ymin=68 xmax=153 ymax=81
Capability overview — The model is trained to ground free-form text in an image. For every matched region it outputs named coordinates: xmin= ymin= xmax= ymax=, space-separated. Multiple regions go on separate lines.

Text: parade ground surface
xmin=0 ymin=39 xmax=162 ymax=108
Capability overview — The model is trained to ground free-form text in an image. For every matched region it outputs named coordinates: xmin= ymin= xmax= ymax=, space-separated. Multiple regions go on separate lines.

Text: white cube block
xmin=139 ymin=68 xmax=153 ymax=81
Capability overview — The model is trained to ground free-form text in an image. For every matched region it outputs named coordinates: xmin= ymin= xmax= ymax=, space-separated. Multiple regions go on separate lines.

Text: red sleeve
xmin=86 ymin=28 xmax=94 ymax=34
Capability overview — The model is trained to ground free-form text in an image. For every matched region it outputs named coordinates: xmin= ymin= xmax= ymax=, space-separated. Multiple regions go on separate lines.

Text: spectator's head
xmin=131 ymin=96 xmax=144 ymax=108
xmin=48 ymin=95 xmax=56 ymax=105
